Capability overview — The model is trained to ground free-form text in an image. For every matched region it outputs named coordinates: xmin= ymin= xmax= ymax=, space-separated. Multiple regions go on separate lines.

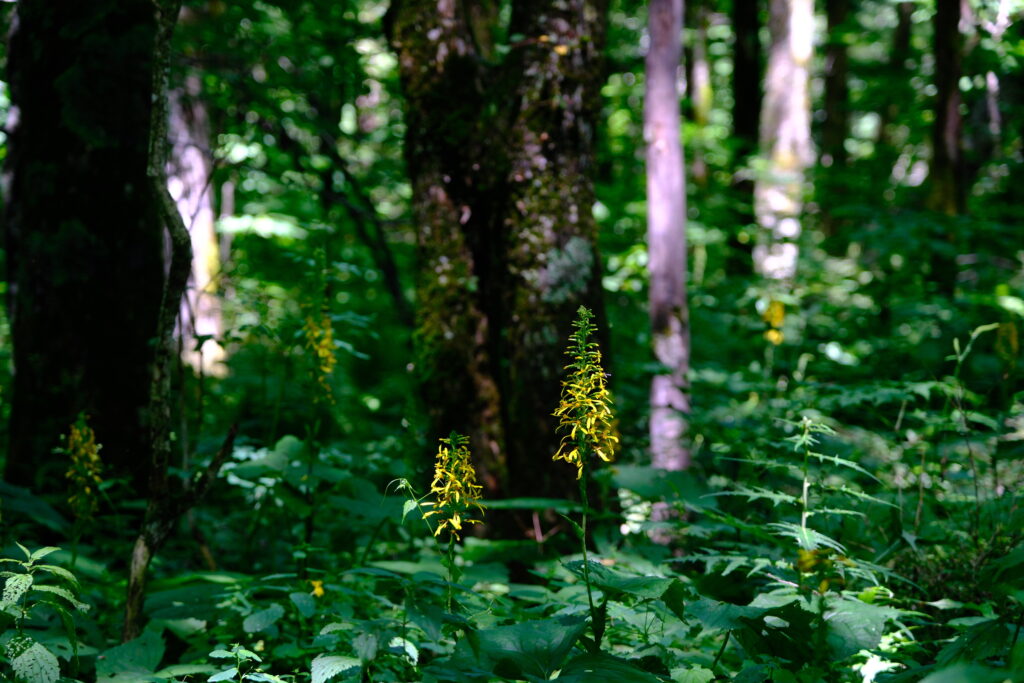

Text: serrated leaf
xmin=242 ymin=603 xmax=285 ymax=633
xmin=208 ymin=667 xmax=237 ymax=682
xmin=34 ymin=565 xmax=79 ymax=586
xmin=311 ymin=655 xmax=359 ymax=683
xmin=2 ymin=573 xmax=33 ymax=608
xmin=29 ymin=548 xmax=60 ymax=562
xmin=6 ymin=634 xmax=60 ymax=683
xmin=16 ymin=543 xmax=32 ymax=561
xmin=31 ymin=584 xmax=89 ymax=612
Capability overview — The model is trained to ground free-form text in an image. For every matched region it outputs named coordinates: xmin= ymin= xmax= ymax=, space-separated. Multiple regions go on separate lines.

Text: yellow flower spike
xmin=303 ymin=312 xmax=337 ymax=404
xmin=309 ymin=580 xmax=325 ymax=598
xmin=553 ymin=307 xmax=618 ymax=478
xmin=64 ymin=413 xmax=104 ymax=520
xmin=428 ymin=433 xmax=485 ymax=540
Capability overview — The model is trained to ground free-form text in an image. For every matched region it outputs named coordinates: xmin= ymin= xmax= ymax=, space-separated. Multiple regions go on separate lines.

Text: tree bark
xmin=753 ymin=0 xmax=815 ymax=281
xmin=3 ymin=0 xmax=166 ymax=494
xmin=388 ymin=0 xmax=609 ymax=522
xmin=727 ymin=0 xmax=761 ymax=275
xmin=822 ymin=0 xmax=850 ymax=169
xmin=646 ymin=0 xmax=691 ymax=471
xmin=685 ymin=0 xmax=711 ymax=187
xmin=168 ymin=75 xmax=227 ymax=378
xmin=927 ymin=0 xmax=966 ymax=216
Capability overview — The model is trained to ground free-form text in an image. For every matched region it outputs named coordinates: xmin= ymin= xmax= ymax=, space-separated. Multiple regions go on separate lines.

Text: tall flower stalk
xmin=423 ymin=432 xmax=484 ymax=610
xmin=553 ymin=306 xmax=617 ymax=647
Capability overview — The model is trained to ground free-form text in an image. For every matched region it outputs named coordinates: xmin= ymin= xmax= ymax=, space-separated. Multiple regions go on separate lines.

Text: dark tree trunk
xmin=928 ymin=0 xmax=966 ymax=216
xmin=3 ymin=0 xmax=166 ymax=495
xmin=731 ymin=0 xmax=762 ymax=159
xmin=872 ymin=2 xmax=913 ymax=152
xmin=388 ymin=0 xmax=608 ymax=528
xmin=646 ymin=0 xmax=690 ymax=470
xmin=822 ymin=0 xmax=850 ymax=169
xmin=819 ymin=0 xmax=851 ymax=237
xmin=727 ymin=0 xmax=762 ymax=275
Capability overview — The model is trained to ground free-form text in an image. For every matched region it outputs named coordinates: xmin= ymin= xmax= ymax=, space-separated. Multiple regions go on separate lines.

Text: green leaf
xmin=401 ymin=499 xmax=418 ymax=523
xmin=556 ymin=652 xmax=662 ymax=682
xmin=463 ymin=615 xmax=588 ymax=680
xmin=310 ymin=655 xmax=359 ymax=683
xmin=6 ymin=634 xmax=60 ymax=683
xmin=353 ymin=633 xmax=378 ymax=663
xmin=208 ymin=668 xmax=238 ymax=682
xmin=823 ymin=596 xmax=903 ymax=659
xmin=242 ymin=603 xmax=285 ymax=633
xmin=29 ymin=548 xmax=60 ymax=562
xmin=154 ymin=664 xmax=219 ymax=678
xmin=2 ymin=573 xmax=33 ymax=608
xmin=34 ymin=564 xmax=79 ymax=586
xmin=671 ymin=666 xmax=716 ymax=683
xmin=245 ymin=673 xmax=288 ymax=683
xmin=95 ymin=630 xmax=165 ymax=682
xmin=31 ymin=584 xmax=89 ymax=611
xmin=209 ymin=650 xmax=234 ymax=659
xmin=767 ymin=522 xmax=846 ymax=552
xmin=289 ymin=591 xmax=316 ymax=618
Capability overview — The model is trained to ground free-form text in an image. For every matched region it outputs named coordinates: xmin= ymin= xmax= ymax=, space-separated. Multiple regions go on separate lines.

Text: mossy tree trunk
xmin=388 ymin=0 xmax=608 ymax=525
xmin=3 ymin=0 xmax=167 ymax=495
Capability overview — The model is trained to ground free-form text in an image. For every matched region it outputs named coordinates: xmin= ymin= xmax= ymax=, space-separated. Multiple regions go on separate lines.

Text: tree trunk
xmin=500 ymin=0 xmax=609 ymax=504
xmin=819 ymin=0 xmax=851 ymax=237
xmin=168 ymin=75 xmax=227 ymax=378
xmin=822 ymin=0 xmax=850 ymax=169
xmin=646 ymin=0 xmax=691 ymax=471
xmin=753 ymin=0 xmax=815 ymax=281
xmin=3 ymin=0 xmax=166 ymax=494
xmin=388 ymin=0 xmax=609 ymax=524
xmin=685 ymin=0 xmax=711 ymax=187
xmin=727 ymin=0 xmax=761 ymax=275
xmin=875 ymin=2 xmax=913 ymax=164
xmin=927 ymin=0 xmax=966 ymax=216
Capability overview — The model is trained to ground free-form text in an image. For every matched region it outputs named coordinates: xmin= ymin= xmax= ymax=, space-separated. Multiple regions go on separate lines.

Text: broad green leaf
xmin=289 ymin=591 xmax=316 ymax=618
xmin=245 ymin=673 xmax=288 ymax=683
xmin=311 ymin=655 xmax=359 ymax=683
xmin=242 ymin=603 xmax=285 ymax=633
xmin=208 ymin=667 xmax=238 ymax=682
xmin=96 ymin=630 xmax=165 ymax=682
xmin=2 ymin=573 xmax=33 ymax=608
xmin=208 ymin=649 xmax=234 ymax=659
xmin=556 ymin=652 xmax=662 ymax=682
xmin=353 ymin=632 xmax=378 ymax=663
xmin=671 ymin=666 xmax=715 ymax=683
xmin=467 ymin=615 xmax=588 ymax=680
xmin=154 ymin=664 xmax=219 ymax=678
xmin=401 ymin=499 xmax=418 ymax=523
xmin=823 ymin=596 xmax=903 ymax=659
xmin=387 ymin=637 xmax=418 ymax=665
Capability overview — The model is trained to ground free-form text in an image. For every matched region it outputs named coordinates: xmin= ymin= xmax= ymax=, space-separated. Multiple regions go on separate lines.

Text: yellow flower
xmin=764 ymin=328 xmax=784 ymax=345
xmin=303 ymin=312 xmax=337 ymax=403
xmin=423 ymin=433 xmax=485 ymax=539
xmin=309 ymin=580 xmax=325 ymax=597
xmin=64 ymin=414 xmax=104 ymax=519
xmin=553 ymin=307 xmax=618 ymax=479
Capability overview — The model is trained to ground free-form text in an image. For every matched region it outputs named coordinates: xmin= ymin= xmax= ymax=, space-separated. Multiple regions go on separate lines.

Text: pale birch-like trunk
xmin=646 ymin=0 xmax=691 ymax=470
xmin=753 ymin=0 xmax=815 ymax=281
xmin=168 ymin=75 xmax=226 ymax=377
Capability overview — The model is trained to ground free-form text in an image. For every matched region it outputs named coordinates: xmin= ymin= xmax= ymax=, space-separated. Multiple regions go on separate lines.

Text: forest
xmin=1 ymin=0 xmax=1023 ymax=681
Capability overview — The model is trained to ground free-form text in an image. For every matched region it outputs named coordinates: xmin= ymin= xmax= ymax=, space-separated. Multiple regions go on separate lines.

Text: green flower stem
xmin=578 ymin=456 xmax=600 ymax=648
